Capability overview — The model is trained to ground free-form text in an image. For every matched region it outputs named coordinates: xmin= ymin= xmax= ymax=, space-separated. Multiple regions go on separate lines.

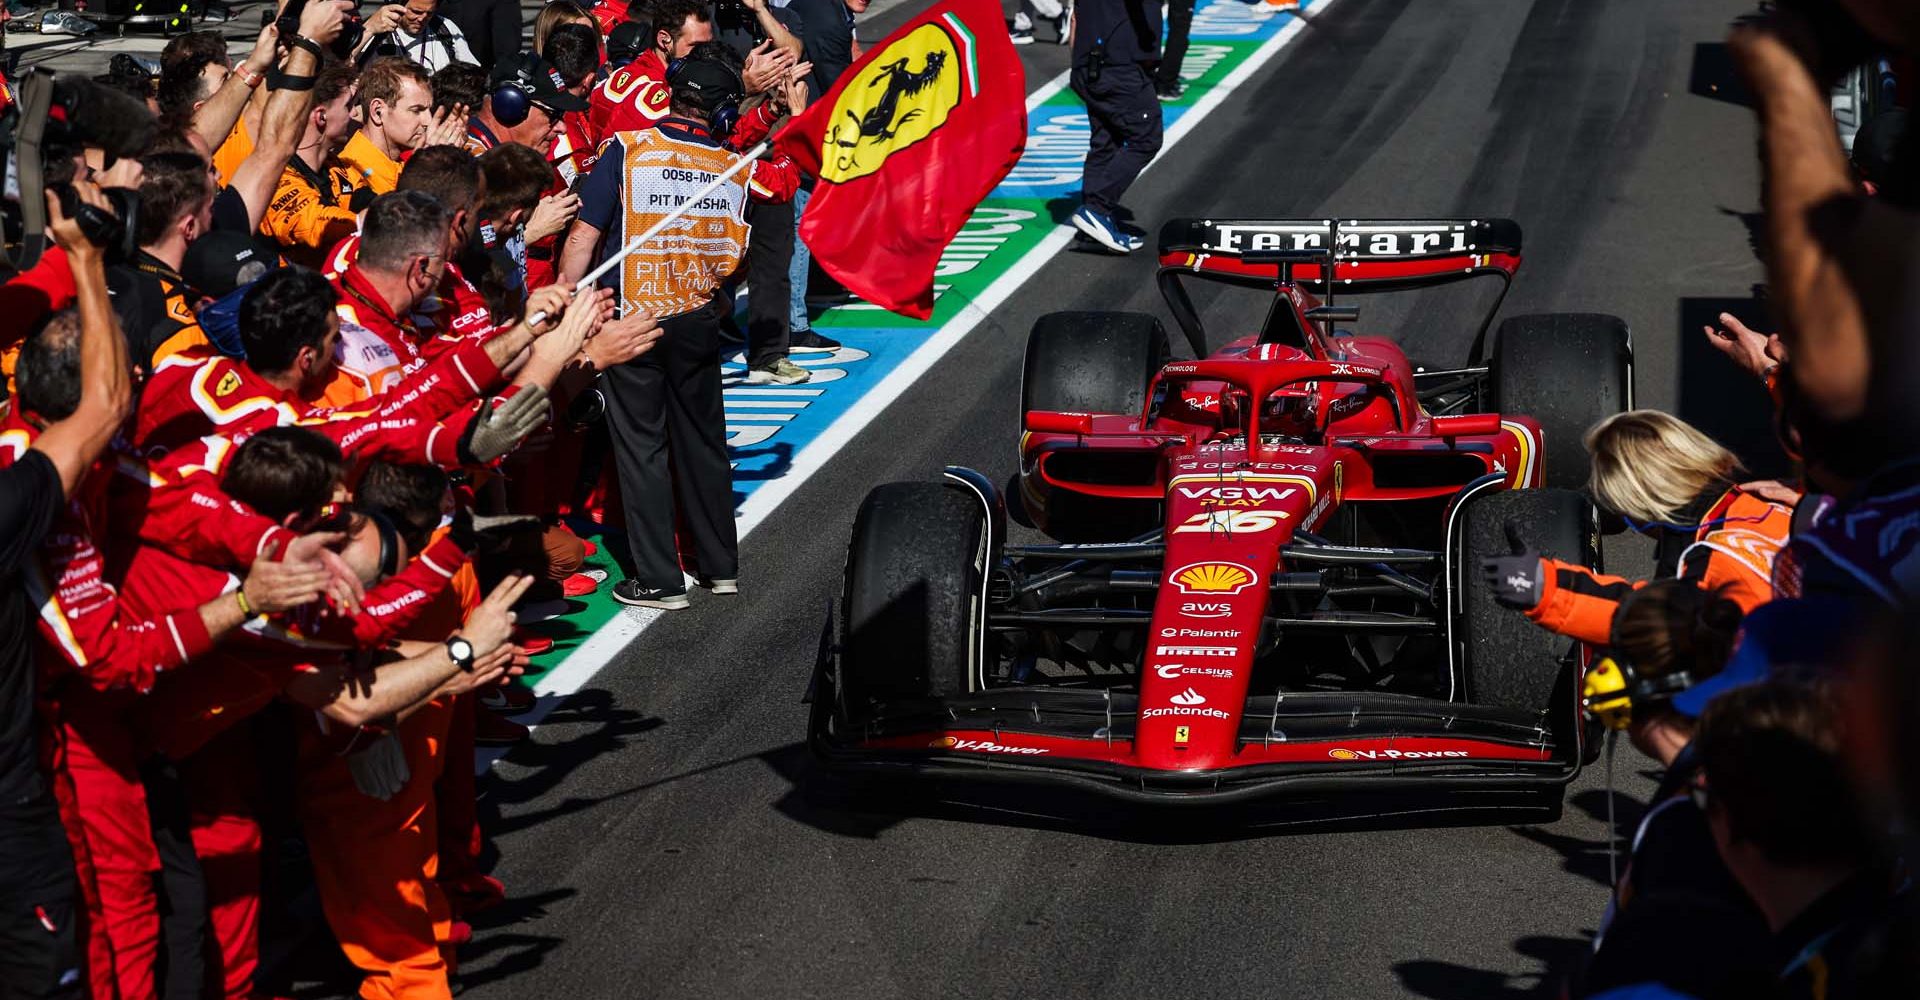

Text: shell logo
xmin=1327 ymin=748 xmax=1360 ymax=760
xmin=1169 ymin=561 xmax=1257 ymax=595
xmin=934 ymin=737 xmax=960 ymax=748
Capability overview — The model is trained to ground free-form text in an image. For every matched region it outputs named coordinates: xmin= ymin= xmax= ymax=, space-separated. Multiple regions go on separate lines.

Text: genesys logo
xmin=1159 ymin=626 xmax=1240 ymax=639
xmin=1156 ymin=645 xmax=1236 ymax=657
xmin=1156 ymin=663 xmax=1233 ymax=680
xmin=1169 ymin=561 xmax=1258 ymax=594
xmin=933 ymin=737 xmax=1048 ymax=756
xmin=1179 ymin=601 xmax=1233 ymax=619
xmin=1326 ymin=748 xmax=1471 ymax=761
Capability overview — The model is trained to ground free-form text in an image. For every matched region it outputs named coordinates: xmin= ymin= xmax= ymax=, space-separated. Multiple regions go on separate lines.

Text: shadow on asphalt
xmin=484 ymin=688 xmax=668 ymax=838
xmin=763 ymin=742 xmax=1584 ymax=846
xmin=1393 ymin=932 xmax=1595 ymax=1000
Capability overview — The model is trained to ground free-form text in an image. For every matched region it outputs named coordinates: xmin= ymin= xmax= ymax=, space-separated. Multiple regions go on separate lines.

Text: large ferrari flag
xmin=774 ymin=0 xmax=1026 ymax=319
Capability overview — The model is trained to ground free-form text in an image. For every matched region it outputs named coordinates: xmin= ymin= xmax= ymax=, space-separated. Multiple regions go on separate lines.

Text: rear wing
xmin=1154 ymin=218 xmax=1522 ymax=358
xmin=1156 ymin=218 xmax=1522 ymax=289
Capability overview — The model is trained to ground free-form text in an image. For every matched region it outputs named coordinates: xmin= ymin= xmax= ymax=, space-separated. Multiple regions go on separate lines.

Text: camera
xmin=7 ymin=70 xmax=150 ymax=270
xmin=267 ymin=0 xmax=365 ymax=60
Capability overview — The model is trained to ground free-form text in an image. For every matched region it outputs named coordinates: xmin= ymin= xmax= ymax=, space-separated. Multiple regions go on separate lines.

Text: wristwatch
xmin=446 ymin=637 xmax=476 ymax=673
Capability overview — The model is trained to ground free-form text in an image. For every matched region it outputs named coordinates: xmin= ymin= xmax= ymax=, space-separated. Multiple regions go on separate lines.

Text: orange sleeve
xmin=1525 ymin=558 xmax=1642 ymax=647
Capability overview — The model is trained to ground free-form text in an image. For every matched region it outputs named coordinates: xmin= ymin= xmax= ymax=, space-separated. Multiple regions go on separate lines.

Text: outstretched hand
xmin=1480 ymin=521 xmax=1545 ymax=611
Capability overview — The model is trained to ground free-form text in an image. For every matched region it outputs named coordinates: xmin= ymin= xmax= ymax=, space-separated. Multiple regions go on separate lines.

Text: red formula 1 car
xmin=808 ymin=218 xmax=1634 ymax=810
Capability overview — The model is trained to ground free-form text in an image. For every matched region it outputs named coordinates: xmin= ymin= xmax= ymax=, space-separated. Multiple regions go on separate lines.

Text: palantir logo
xmin=1170 ymin=688 xmax=1207 ymax=706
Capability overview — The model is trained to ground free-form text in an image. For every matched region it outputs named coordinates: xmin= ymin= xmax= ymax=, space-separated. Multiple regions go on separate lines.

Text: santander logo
xmin=1170 ymin=688 xmax=1207 ymax=706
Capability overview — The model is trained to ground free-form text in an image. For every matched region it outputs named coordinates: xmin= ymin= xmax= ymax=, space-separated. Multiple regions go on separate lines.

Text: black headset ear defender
xmin=490 ymin=56 xmax=539 ymax=127
xmin=664 ymin=57 xmax=745 ymax=140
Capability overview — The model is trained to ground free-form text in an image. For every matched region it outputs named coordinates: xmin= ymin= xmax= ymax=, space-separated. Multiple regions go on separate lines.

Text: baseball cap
xmin=607 ymin=21 xmax=649 ymax=66
xmin=493 ymin=52 xmax=590 ymax=115
xmin=182 ymin=230 xmax=279 ymax=298
xmin=667 ymin=56 xmax=743 ymax=113
xmin=1671 ymin=597 xmax=1858 ymax=718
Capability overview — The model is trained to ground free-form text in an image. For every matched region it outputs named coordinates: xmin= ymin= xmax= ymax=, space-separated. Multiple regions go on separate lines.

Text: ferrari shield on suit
xmin=775 ymin=0 xmax=1027 ymax=319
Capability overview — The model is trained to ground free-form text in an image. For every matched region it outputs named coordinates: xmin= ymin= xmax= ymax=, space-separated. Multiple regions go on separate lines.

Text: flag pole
xmin=528 ymin=138 xmax=774 ymax=327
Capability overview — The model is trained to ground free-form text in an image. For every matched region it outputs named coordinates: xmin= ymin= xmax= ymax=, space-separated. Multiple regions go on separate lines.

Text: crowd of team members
xmin=0 ymin=0 xmax=859 ymax=996
xmin=1458 ymin=4 xmax=1920 ymax=997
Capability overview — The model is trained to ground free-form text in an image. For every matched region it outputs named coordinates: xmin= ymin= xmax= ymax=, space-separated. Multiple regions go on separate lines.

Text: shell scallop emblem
xmin=1327 ymin=748 xmax=1361 ymax=760
xmin=1169 ymin=562 xmax=1257 ymax=595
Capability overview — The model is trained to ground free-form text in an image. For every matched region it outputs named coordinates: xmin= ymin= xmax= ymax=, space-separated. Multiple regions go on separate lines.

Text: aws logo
xmin=821 ymin=13 xmax=981 ymax=182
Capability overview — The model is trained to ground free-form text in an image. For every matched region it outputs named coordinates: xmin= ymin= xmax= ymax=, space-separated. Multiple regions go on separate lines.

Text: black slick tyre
xmin=839 ymin=482 xmax=986 ymax=719
xmin=1021 ymin=312 xmax=1168 ymax=541
xmin=1457 ymin=488 xmax=1596 ymax=731
xmin=1490 ymin=314 xmax=1632 ymax=489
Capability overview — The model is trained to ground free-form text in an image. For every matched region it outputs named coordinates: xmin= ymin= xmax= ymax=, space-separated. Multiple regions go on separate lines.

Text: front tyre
xmin=839 ymin=483 xmax=987 ymax=721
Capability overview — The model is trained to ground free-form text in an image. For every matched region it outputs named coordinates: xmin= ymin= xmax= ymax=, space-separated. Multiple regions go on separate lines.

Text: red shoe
xmin=582 ymin=539 xmax=599 ymax=557
xmin=514 ymin=631 xmax=555 ymax=656
xmin=561 ymin=572 xmax=599 ymax=598
xmin=447 ymin=920 xmax=473 ymax=947
xmin=442 ymin=873 xmax=507 ymax=915
xmin=473 ymin=707 xmax=529 ymax=746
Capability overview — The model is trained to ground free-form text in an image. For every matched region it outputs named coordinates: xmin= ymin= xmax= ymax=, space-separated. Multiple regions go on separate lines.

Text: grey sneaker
xmin=746 ymin=358 xmax=811 ymax=385
xmin=39 ymin=10 xmax=97 ymax=34
xmin=1054 ymin=1 xmax=1072 ymax=44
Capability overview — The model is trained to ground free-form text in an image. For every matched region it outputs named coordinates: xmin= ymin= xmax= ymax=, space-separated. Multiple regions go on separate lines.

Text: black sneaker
xmin=788 ymin=328 xmax=842 ymax=352
xmin=612 ymin=580 xmax=690 ymax=610
xmin=1155 ymin=80 xmax=1185 ymax=102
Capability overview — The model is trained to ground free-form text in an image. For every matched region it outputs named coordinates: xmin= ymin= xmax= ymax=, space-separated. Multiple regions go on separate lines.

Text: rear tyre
xmin=839 ymin=483 xmax=986 ymax=720
xmin=1021 ymin=312 xmax=1168 ymax=541
xmin=1457 ymin=488 xmax=1596 ymax=725
xmin=1490 ymin=314 xmax=1632 ymax=489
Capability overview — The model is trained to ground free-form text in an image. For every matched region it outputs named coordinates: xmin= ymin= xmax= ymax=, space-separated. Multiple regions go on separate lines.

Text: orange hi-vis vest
xmin=611 ymin=127 xmax=750 ymax=319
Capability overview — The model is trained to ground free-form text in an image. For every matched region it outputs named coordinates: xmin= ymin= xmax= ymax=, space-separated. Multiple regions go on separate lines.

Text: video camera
xmin=8 ymin=69 xmax=149 ymax=272
xmin=265 ymin=0 xmax=365 ymax=61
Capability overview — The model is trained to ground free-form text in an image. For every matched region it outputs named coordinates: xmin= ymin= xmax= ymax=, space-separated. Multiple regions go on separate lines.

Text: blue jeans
xmin=789 ymin=185 xmax=813 ymax=333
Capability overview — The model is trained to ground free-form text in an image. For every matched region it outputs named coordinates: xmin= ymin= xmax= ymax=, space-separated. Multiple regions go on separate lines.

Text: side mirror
xmin=1430 ymin=413 xmax=1502 ymax=437
xmin=1024 ymin=410 xmax=1095 ymax=435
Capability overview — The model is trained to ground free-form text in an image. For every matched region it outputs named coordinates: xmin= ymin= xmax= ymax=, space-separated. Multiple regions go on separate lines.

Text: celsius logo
xmin=933 ymin=737 xmax=1048 ymax=756
xmin=1155 ymin=645 xmax=1236 ymax=657
xmin=1169 ymin=688 xmax=1207 ymax=706
xmin=1179 ymin=601 xmax=1232 ymax=618
xmin=1326 ymin=748 xmax=1471 ymax=761
xmin=1157 ymin=663 xmax=1234 ymax=680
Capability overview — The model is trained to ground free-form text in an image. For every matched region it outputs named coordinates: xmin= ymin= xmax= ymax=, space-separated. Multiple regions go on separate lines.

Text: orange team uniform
xmin=297 ymin=535 xmax=481 ymax=1000
xmin=212 ymin=115 xmax=253 ymax=186
xmin=1526 ymin=487 xmax=1793 ymax=644
xmin=340 ymin=130 xmax=405 ymax=196
xmin=263 ymin=156 xmax=364 ymax=269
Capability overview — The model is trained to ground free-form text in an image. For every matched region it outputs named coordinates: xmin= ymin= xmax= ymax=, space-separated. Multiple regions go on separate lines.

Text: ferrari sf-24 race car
xmin=809 ymin=218 xmax=1635 ymax=809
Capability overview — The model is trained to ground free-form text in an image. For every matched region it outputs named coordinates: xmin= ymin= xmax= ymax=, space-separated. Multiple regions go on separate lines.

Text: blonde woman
xmin=534 ymin=0 xmax=596 ymax=56
xmin=1480 ymin=410 xmax=1795 ymax=644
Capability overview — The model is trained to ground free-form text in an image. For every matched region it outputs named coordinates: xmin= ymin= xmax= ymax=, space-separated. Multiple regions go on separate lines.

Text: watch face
xmin=449 ymin=638 xmax=474 ymax=661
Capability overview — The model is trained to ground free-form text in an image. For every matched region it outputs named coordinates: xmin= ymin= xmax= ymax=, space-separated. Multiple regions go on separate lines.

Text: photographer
xmin=357 ymin=0 xmax=477 ymax=74
xmin=0 ymin=179 xmax=130 ymax=1000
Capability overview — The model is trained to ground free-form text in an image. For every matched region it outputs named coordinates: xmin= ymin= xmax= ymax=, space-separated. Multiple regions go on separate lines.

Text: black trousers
xmin=1071 ymin=59 xmax=1165 ymax=217
xmin=603 ymin=298 xmax=739 ymax=591
xmin=0 ymin=796 xmax=83 ymax=1000
xmin=142 ymin=758 xmax=206 ymax=1000
xmin=1154 ymin=0 xmax=1197 ymax=90
xmin=744 ymin=198 xmax=794 ymax=370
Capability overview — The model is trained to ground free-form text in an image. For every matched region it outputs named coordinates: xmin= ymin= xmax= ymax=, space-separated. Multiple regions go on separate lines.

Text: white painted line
xmin=502 ymin=0 xmax=1341 ymax=753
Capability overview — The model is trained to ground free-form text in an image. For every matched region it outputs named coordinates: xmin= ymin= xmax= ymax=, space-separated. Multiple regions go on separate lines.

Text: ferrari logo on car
xmin=1169 ymin=562 xmax=1257 ymax=594
xmin=1174 ymin=726 xmax=1190 ymax=745
xmin=821 ymin=17 xmax=976 ymax=182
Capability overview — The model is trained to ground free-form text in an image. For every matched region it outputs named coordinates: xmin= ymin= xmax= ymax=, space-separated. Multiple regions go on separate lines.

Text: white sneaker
xmin=1010 ymin=11 xmax=1034 ymax=44
xmin=699 ymin=578 xmax=738 ymax=595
